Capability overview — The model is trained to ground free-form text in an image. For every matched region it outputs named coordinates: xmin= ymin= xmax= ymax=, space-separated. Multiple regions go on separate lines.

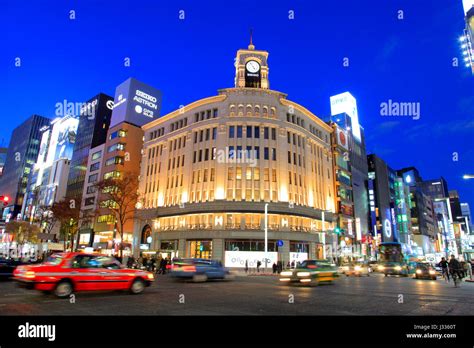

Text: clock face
xmin=246 ymin=60 xmax=260 ymax=73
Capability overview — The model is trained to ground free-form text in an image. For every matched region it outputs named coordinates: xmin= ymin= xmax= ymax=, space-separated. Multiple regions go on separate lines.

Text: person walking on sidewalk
xmin=245 ymin=260 xmax=249 ymax=274
xmin=256 ymin=260 xmax=261 ymax=273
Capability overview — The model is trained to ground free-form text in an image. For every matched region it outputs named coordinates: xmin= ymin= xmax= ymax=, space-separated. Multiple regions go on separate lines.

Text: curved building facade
xmin=134 ymin=42 xmax=337 ymax=267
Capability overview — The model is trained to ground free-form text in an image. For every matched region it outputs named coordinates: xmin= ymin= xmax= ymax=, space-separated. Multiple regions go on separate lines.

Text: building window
xmin=229 ymin=126 xmax=235 ymax=138
xmin=88 ymin=173 xmax=98 ymax=183
xmin=254 ymin=126 xmax=260 ymax=138
xmin=264 ymin=127 xmax=269 ymax=139
xmin=105 ymin=156 xmax=124 ymax=166
xmin=89 ymin=162 xmax=100 ymax=172
xmin=109 ymin=129 xmax=127 ymax=140
xmin=254 ymin=146 xmax=260 ymax=160
xmin=264 ymin=147 xmax=269 ymax=160
xmin=246 ymin=126 xmax=252 ymax=138
xmin=212 ymin=127 xmax=217 ymax=140
xmin=272 ymin=148 xmax=276 ymax=161
xmin=86 ymin=186 xmax=96 ymax=194
xmin=237 ymin=126 xmax=243 ymax=138
xmin=229 ymin=146 xmax=235 ymax=159
xmin=271 ymin=128 xmax=276 ymax=140
xmin=103 ymin=171 xmax=120 ymax=180
xmin=84 ymin=197 xmax=95 ymax=206
xmin=91 ymin=151 xmax=102 ymax=161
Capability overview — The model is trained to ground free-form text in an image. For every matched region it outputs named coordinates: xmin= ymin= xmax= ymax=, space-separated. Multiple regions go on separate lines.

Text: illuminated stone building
xmin=134 ymin=40 xmax=337 ymax=267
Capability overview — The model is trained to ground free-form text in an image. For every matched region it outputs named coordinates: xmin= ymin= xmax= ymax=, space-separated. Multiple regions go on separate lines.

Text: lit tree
xmin=5 ymin=221 xmax=40 ymax=245
xmin=94 ymin=171 xmax=140 ymax=259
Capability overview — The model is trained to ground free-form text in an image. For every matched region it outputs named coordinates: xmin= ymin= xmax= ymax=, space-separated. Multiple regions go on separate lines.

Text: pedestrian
xmin=463 ymin=261 xmax=472 ymax=281
xmin=160 ymin=258 xmax=167 ymax=274
xmin=448 ymin=254 xmax=463 ymax=284
xmin=272 ymin=262 xmax=277 ymax=274
xmin=291 ymin=260 xmax=295 ymax=269
xmin=127 ymin=256 xmax=134 ymax=268
xmin=277 ymin=261 xmax=282 ymax=274
xmin=438 ymin=257 xmax=449 ymax=281
xmin=256 ymin=260 xmax=261 ymax=273
xmin=286 ymin=261 xmax=290 ymax=269
xmin=245 ymin=260 xmax=249 ymax=274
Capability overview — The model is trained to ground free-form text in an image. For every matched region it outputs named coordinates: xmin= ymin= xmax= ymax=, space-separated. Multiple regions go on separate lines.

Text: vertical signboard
xmin=330 ymin=92 xmax=361 ymax=142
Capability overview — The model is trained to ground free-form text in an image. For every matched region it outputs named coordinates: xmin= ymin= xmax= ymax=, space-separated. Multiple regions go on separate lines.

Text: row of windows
xmin=148 ymin=145 xmax=164 ymax=159
xmin=229 ymin=104 xmax=276 ymax=117
xmin=227 ymin=167 xmax=277 ymax=182
xmin=167 ymin=174 xmax=184 ymax=189
xmin=228 ymin=125 xmax=277 ymax=140
xmin=229 ymin=146 xmax=276 ymax=161
xmin=109 ymin=129 xmax=126 ymax=140
xmin=193 ymin=148 xmax=216 ymax=163
xmin=194 ymin=108 xmax=218 ymax=122
xmin=288 ymin=171 xmax=305 ymax=187
xmin=147 ymin=161 xmax=161 ymax=176
xmin=108 ymin=142 xmax=125 ymax=153
xmin=191 ymin=168 xmax=216 ymax=184
xmin=168 ymin=155 xmax=185 ymax=170
xmin=149 ymin=127 xmax=165 ymax=141
xmin=287 ymin=131 xmax=305 ymax=147
xmin=105 ymin=156 xmax=124 ymax=166
xmin=194 ymin=127 xmax=217 ymax=143
xmin=286 ymin=113 xmax=305 ymax=128
xmin=287 ymin=151 xmax=306 ymax=168
xmin=90 ymin=162 xmax=101 ymax=172
xmin=309 ymin=124 xmax=324 ymax=140
xmin=170 ymin=118 xmax=188 ymax=132
xmin=169 ymin=135 xmax=187 ymax=152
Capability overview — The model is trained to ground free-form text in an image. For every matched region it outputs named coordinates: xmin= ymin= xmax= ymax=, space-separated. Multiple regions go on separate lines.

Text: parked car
xmin=414 ymin=262 xmax=437 ymax=280
xmin=280 ymin=259 xmax=338 ymax=286
xmin=13 ymin=252 xmax=155 ymax=297
xmin=170 ymin=258 xmax=233 ymax=282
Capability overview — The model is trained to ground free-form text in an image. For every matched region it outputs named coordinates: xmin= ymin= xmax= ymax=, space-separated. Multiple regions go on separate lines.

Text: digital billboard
xmin=54 ymin=116 xmax=78 ymax=161
xmin=110 ymin=78 xmax=162 ymax=128
xmin=330 ymin=92 xmax=362 ymax=142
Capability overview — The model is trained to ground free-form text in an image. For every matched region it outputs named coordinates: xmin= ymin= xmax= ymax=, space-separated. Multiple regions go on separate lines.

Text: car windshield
xmin=43 ymin=254 xmax=63 ymax=266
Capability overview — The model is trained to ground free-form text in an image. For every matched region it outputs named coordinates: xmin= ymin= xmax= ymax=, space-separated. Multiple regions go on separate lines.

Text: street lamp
xmin=264 ymin=203 xmax=268 ymax=272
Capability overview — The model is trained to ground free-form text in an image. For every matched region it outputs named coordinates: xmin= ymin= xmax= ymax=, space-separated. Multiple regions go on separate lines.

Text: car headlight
xmin=429 ymin=270 xmax=436 ymax=275
xmin=342 ymin=266 xmax=349 ymax=271
xmin=416 ymin=269 xmax=422 ymax=274
xmin=354 ymin=266 xmax=361 ymax=271
xmin=297 ymin=272 xmax=310 ymax=277
xmin=280 ymin=271 xmax=293 ymax=277
xmin=147 ymin=273 xmax=154 ymax=280
xmin=378 ymin=266 xmax=385 ymax=270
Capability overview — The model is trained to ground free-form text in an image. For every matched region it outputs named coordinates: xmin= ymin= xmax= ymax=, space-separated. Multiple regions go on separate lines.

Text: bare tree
xmin=35 ymin=205 xmax=58 ymax=235
xmin=94 ymin=171 xmax=140 ymax=258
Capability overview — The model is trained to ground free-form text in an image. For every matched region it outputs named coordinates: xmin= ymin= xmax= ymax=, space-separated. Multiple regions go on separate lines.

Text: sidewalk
xmin=230 ymin=269 xmax=282 ymax=277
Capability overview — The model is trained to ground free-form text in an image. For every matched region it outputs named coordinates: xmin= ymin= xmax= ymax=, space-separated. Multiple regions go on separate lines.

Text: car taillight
xmin=182 ymin=266 xmax=196 ymax=272
xmin=24 ymin=271 xmax=35 ymax=279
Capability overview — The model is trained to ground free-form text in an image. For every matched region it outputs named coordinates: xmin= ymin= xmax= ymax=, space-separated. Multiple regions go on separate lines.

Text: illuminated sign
xmin=383 ymin=218 xmax=392 ymax=239
xmin=336 ymin=127 xmax=349 ymax=150
xmin=110 ymin=78 xmax=162 ymax=128
xmin=224 ymin=251 xmax=278 ymax=268
xmin=463 ymin=0 xmax=474 ymax=15
xmin=289 ymin=252 xmax=308 ymax=264
xmin=355 ymin=217 xmax=362 ymax=241
xmin=330 ymin=92 xmax=361 ymax=142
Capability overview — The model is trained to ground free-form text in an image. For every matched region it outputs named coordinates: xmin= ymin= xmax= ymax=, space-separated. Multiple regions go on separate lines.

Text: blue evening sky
xmin=2 ymin=0 xmax=474 ymax=208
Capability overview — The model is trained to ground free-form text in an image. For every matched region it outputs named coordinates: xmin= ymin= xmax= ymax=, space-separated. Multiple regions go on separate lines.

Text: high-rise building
xmin=21 ymin=115 xmax=79 ymax=232
xmin=0 ymin=147 xmax=7 ymax=177
xmin=397 ymin=167 xmax=438 ymax=256
xmin=367 ymin=155 xmax=412 ymax=257
xmin=460 ymin=1 xmax=474 ymax=73
xmin=449 ymin=190 xmax=471 ymax=254
xmin=0 ymin=115 xmax=50 ymax=220
xmin=134 ymin=40 xmax=337 ymax=265
xmin=65 ymin=93 xmax=114 ymax=205
xmin=77 ymin=78 xmax=161 ymax=255
xmin=329 ymin=92 xmax=369 ymax=260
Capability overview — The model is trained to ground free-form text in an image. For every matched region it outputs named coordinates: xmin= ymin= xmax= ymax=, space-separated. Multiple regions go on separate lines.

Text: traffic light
xmin=0 ymin=195 xmax=9 ymax=206
xmin=334 ymin=227 xmax=341 ymax=234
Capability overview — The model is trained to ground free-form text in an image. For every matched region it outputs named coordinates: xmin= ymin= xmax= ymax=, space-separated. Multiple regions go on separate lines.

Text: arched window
xmin=229 ymin=105 xmax=236 ymax=117
xmin=262 ymin=106 xmax=268 ymax=117
xmin=246 ymin=104 xmax=253 ymax=116
xmin=238 ymin=104 xmax=244 ymax=116
xmin=254 ymin=105 xmax=260 ymax=116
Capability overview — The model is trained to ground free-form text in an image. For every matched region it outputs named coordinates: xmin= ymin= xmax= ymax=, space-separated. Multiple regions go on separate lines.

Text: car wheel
xmin=54 ymin=280 xmax=73 ymax=298
xmin=130 ymin=279 xmax=145 ymax=294
xmin=384 ymin=273 xmax=388 ymax=277
xmin=192 ymin=274 xmax=208 ymax=283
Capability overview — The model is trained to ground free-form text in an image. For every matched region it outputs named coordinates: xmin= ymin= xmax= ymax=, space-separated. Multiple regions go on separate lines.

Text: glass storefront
xmin=188 ymin=240 xmax=212 ymax=259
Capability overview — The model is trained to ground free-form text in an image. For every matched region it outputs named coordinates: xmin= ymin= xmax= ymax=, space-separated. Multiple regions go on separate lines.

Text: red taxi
xmin=13 ymin=252 xmax=155 ymax=298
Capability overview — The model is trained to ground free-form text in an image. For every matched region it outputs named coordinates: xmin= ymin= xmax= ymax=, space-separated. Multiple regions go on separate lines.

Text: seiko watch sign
xmin=110 ymin=77 xmax=162 ymax=128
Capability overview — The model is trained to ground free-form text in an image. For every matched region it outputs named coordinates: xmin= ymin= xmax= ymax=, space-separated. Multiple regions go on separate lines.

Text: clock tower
xmin=234 ymin=34 xmax=269 ymax=89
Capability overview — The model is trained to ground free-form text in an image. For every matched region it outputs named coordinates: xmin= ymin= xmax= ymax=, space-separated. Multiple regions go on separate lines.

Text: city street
xmin=1 ymin=273 xmax=473 ymax=316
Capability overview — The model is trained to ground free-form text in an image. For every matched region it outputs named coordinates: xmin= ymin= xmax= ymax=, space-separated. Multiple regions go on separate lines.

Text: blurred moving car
xmin=414 ymin=262 xmax=437 ymax=280
xmin=280 ymin=260 xmax=338 ymax=286
xmin=378 ymin=261 xmax=409 ymax=277
xmin=170 ymin=258 xmax=233 ymax=282
xmin=338 ymin=263 xmax=352 ymax=275
xmin=0 ymin=258 xmax=40 ymax=280
xmin=345 ymin=262 xmax=371 ymax=277
xmin=13 ymin=252 xmax=155 ymax=297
